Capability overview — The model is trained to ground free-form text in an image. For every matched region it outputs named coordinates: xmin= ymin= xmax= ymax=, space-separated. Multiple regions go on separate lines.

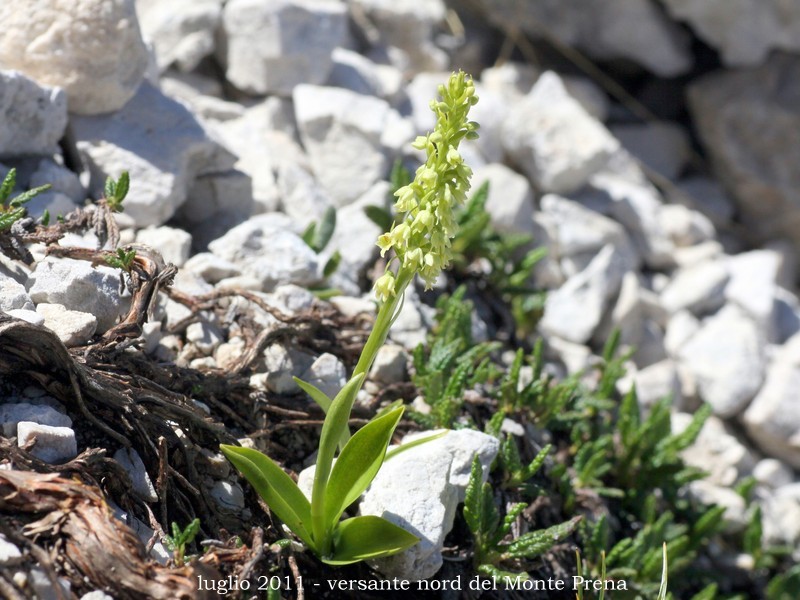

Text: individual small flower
xmin=374 ymin=270 xmax=396 ymax=302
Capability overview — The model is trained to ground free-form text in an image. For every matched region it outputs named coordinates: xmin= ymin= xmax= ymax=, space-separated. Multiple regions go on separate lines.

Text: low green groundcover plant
xmin=221 ymin=71 xmax=480 ymax=565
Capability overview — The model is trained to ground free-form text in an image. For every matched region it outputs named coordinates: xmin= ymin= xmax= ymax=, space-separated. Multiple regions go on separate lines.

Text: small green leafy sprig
xmin=103 ymin=171 xmax=130 ymax=212
xmin=222 ymin=71 xmax=480 ymax=566
xmin=164 ymin=518 xmax=200 ymax=567
xmin=464 ymin=455 xmax=581 ymax=584
xmin=105 ymin=247 xmax=137 ymax=271
xmin=0 ymin=168 xmax=51 ymax=231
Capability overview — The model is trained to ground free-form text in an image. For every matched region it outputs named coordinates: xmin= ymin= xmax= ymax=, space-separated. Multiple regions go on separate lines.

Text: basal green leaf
xmin=311 ymin=373 xmax=366 ymax=546
xmin=324 ymin=406 xmax=404 ymax=527
xmin=220 ymin=445 xmax=315 ymax=550
xmin=293 ymin=376 xmax=333 ymax=413
xmin=384 ymin=430 xmax=447 ymax=462
xmin=324 ymin=515 xmax=418 ymax=565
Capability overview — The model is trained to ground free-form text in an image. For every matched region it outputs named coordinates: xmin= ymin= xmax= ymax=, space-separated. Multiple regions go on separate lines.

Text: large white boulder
xmin=0 ymin=0 xmax=148 ymax=114
xmin=0 ymin=71 xmax=67 ymax=158
xmin=219 ymin=0 xmax=348 ymax=96
xmin=71 ymin=82 xmax=225 ymax=227
xmin=502 ymin=72 xmax=620 ymax=194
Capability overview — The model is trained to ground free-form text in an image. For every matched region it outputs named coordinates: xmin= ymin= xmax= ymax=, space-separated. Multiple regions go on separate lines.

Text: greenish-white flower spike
xmin=375 ymin=71 xmax=479 ymax=301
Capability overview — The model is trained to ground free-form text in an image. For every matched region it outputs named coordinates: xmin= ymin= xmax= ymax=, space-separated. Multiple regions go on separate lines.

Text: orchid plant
xmin=222 ymin=71 xmax=480 ymax=565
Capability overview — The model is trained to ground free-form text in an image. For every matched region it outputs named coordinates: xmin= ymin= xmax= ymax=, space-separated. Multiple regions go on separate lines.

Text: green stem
xmin=311 ymin=268 xmax=413 ymax=557
xmin=353 ymin=266 xmax=414 ymax=379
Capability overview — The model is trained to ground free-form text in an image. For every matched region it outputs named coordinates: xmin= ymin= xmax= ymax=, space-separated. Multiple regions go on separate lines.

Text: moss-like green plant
xmin=464 ymin=455 xmax=581 ymax=584
xmin=222 ymin=71 xmax=480 ymax=565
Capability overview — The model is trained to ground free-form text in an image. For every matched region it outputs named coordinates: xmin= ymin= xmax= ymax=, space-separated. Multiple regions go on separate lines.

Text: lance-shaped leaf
xmin=324 ymin=406 xmax=404 ymax=527
xmin=311 ymin=373 xmax=366 ymax=546
xmin=220 ymin=445 xmax=315 ymax=550
xmin=293 ymin=377 xmax=350 ymax=451
xmin=323 ymin=516 xmax=418 ymax=565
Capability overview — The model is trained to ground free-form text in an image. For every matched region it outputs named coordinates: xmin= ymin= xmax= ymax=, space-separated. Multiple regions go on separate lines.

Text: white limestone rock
xmin=743 ymin=334 xmax=800 ymax=469
xmin=6 ymin=309 xmax=45 ymax=326
xmin=17 ymin=422 xmax=78 ymax=464
xmin=72 ymin=82 xmax=225 ymax=227
xmin=537 ymin=193 xmax=640 ymax=278
xmin=327 ymin=47 xmax=403 ymax=102
xmin=35 ymin=303 xmax=98 ymax=346
xmin=181 ymin=170 xmax=254 ymax=250
xmin=293 ymin=85 xmax=392 ymax=207
xmin=370 ymin=344 xmax=408 ymax=384
xmin=361 ymin=429 xmax=500 ymax=581
xmin=479 ymin=0 xmax=692 ymax=75
xmin=208 ymin=213 xmax=321 ymax=290
xmin=688 ymin=479 xmax=747 ymax=532
xmin=659 ymin=204 xmax=716 ymax=248
xmin=0 ymin=273 xmax=34 ymax=312
xmin=0 ymin=403 xmax=72 ymax=438
xmin=671 ymin=177 xmax=735 ymax=229
xmin=677 ymin=305 xmax=765 ymax=418
xmin=113 ymin=448 xmax=157 ymax=502
xmin=762 ymin=484 xmax=800 ymax=559
xmin=660 ymin=261 xmax=730 ymax=316
xmin=753 ymin=459 xmax=794 ymax=489
xmin=0 ymin=0 xmax=148 ymax=115
xmin=610 ymin=121 xmax=691 ymax=180
xmin=674 ymin=412 xmax=756 ymax=487
xmin=664 ymin=310 xmax=701 ymax=356
xmin=592 ymin=172 xmax=677 ymax=269
xmin=351 ymin=0 xmax=447 ymax=74
xmin=663 ymin=0 xmax=800 ymax=67
xmin=301 ymin=353 xmax=347 ymax=401
xmin=27 ymin=257 xmax=125 ymax=333
xmin=186 ymin=321 xmax=223 ymax=355
xmin=0 ymin=71 xmax=67 ymax=158
xmin=502 ymin=72 xmax=620 ymax=194
xmin=135 ymin=226 xmax=192 ymax=267
xmin=276 ymin=161 xmax=334 ymax=231
xmin=724 ymin=250 xmax=780 ymax=331
xmin=210 ymin=103 xmax=307 ymax=214
xmin=28 ymin=158 xmax=85 ymax=208
xmin=259 ymin=344 xmax=316 ymax=394
xmin=210 ymin=481 xmax=245 ymax=512
xmin=688 ymin=55 xmax=800 ymax=247
xmin=136 ymin=0 xmax=222 ymax=73
xmin=183 ymin=253 xmax=241 ymax=284
xmin=219 ymin=0 xmax=348 ymax=96
xmin=540 ymin=244 xmax=628 ymax=344
xmin=625 ymin=359 xmax=683 ymax=409
xmin=0 ymin=535 xmax=22 ymax=566
xmin=323 ymin=181 xmax=390 ymax=285
xmin=471 ymin=164 xmax=535 ymax=236
xmin=389 ymin=288 xmax=433 ymax=349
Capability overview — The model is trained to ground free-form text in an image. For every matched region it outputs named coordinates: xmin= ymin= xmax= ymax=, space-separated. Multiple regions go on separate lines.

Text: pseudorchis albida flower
xmin=375 ymin=71 xmax=480 ymax=302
